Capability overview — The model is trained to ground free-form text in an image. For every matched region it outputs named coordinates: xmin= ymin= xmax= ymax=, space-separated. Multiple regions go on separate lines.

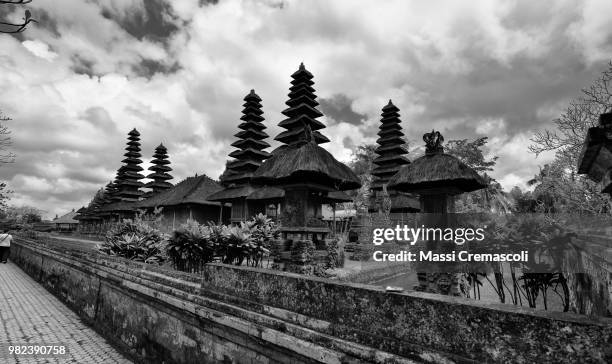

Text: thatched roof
xmin=388 ymin=153 xmax=487 ymax=194
xmin=137 ymin=174 xmax=223 ymax=208
xmin=209 ymin=185 xmax=285 ymax=202
xmin=98 ymin=201 xmax=137 ymax=213
xmin=54 ymin=210 xmax=79 ymax=224
xmin=252 ymin=141 xmax=361 ymax=191
xmin=390 ymin=193 xmax=420 ymax=211
xmin=207 ymin=185 xmax=256 ymax=201
xmin=246 ymin=186 xmax=285 ymax=200
xmin=324 ymin=191 xmax=353 ymax=203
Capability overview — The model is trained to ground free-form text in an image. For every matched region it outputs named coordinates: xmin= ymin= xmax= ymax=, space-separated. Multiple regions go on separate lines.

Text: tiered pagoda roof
xmin=144 ymin=144 xmax=173 ymax=196
xmin=101 ymin=181 xmax=118 ymax=205
xmin=116 ymin=129 xmax=145 ymax=201
xmin=274 ymin=63 xmax=329 ymax=148
xmin=371 ymin=100 xmax=410 ymax=190
xmin=221 ymin=90 xmax=271 ymax=186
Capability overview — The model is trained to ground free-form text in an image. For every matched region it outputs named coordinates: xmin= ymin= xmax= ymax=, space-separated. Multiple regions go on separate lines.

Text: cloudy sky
xmin=0 ymin=0 xmax=611 ymax=219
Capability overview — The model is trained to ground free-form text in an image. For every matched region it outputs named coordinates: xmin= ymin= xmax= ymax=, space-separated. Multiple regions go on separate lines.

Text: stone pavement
xmin=0 ymin=261 xmax=132 ymax=364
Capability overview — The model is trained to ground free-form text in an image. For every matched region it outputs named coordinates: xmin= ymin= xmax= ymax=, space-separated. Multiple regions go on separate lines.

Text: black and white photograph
xmin=0 ymin=0 xmax=611 ymax=363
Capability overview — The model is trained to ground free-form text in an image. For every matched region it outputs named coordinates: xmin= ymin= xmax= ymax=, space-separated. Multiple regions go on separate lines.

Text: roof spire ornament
xmin=424 ymin=130 xmax=444 ymax=155
xmin=303 ymin=123 xmax=313 ymax=143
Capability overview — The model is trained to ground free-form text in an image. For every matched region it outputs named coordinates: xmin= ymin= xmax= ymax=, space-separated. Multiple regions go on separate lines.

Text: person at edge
xmin=0 ymin=229 xmax=13 ymax=263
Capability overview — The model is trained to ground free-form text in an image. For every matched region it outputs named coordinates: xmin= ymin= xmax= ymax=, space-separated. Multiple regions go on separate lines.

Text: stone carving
xmin=423 ymin=130 xmax=444 ymax=154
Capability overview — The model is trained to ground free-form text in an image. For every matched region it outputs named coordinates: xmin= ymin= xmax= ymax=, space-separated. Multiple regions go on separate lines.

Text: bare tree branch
xmin=0 ymin=1 xmax=36 ymax=33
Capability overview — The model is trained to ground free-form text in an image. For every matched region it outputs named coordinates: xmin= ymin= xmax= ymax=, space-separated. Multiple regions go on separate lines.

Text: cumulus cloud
xmin=0 ymin=0 xmax=611 ymax=218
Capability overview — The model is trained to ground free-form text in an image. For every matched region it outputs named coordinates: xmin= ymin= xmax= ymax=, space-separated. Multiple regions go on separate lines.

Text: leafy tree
xmin=1 ymin=205 xmax=43 ymax=223
xmin=445 ymin=137 xmax=512 ymax=212
xmin=529 ymin=61 xmax=612 ymax=214
xmin=445 ymin=137 xmax=498 ymax=173
xmin=530 ymin=61 xmax=612 ymax=166
xmin=0 ymin=182 xmax=11 ymax=211
xmin=0 ymin=110 xmax=15 ymax=210
xmin=347 ymin=144 xmax=377 ymax=212
xmin=0 ymin=111 xmax=14 ymax=164
xmin=0 ymin=1 xmax=36 ymax=33
xmin=526 ymin=160 xmax=610 ymax=214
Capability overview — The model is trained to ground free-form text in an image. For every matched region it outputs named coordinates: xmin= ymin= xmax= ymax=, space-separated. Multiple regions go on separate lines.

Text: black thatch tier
xmin=275 ymin=128 xmax=329 ymax=146
xmin=125 ymin=145 xmax=140 ymax=152
xmin=373 ymin=154 xmax=410 ymax=166
xmin=229 ymin=148 xmax=270 ymax=159
xmin=238 ymin=119 xmax=265 ymax=129
xmin=376 ymin=135 xmax=405 ymax=145
xmin=368 ymin=192 xmax=420 ymax=212
xmin=323 ymin=190 xmax=353 ymax=203
xmin=221 ymin=171 xmax=253 ymax=184
xmin=231 ymin=138 xmax=270 ymax=149
xmin=242 ymin=105 xmax=264 ymax=116
xmin=378 ymin=126 xmax=402 ymax=136
xmin=146 ymin=172 xmax=172 ymax=180
xmin=278 ymin=114 xmax=325 ymax=130
xmin=98 ymin=201 xmax=138 ymax=213
xmin=245 ymin=186 xmax=284 ymax=200
xmin=226 ymin=159 xmax=260 ymax=171
xmin=151 ymin=157 xmax=170 ymax=164
xmin=207 ymin=185 xmax=255 ymax=201
xmin=122 ymin=171 xmax=145 ymax=180
xmin=235 ymin=129 xmax=268 ymax=140
xmin=387 ymin=153 xmax=487 ymax=194
xmin=252 ymin=141 xmax=361 ymax=191
xmin=149 ymin=164 xmax=171 ymax=172
xmin=144 ymin=180 xmax=173 ymax=190
xmin=122 ymin=157 xmax=143 ymax=165
xmin=375 ymin=144 xmax=408 ymax=154
xmin=208 ymin=185 xmax=284 ymax=202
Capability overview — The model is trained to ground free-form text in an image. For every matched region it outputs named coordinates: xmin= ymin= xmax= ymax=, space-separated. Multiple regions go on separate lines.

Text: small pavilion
xmin=388 ymin=130 xmax=487 ymax=295
xmin=253 ymin=125 xmax=361 ymax=244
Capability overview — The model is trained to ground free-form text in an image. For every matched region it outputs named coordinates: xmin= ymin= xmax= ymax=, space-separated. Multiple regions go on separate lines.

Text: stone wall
xmin=10 ymin=237 xmax=612 ymax=363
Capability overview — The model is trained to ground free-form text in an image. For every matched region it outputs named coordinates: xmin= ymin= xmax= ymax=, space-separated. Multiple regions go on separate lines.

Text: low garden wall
xmin=10 ymin=237 xmax=612 ymax=364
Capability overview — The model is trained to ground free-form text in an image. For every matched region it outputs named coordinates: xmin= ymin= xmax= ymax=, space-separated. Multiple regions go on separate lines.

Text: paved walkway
xmin=0 ymin=261 xmax=132 ymax=364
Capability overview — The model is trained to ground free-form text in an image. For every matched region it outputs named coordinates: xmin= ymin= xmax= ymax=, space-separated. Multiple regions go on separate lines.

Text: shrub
xmin=166 ymin=214 xmax=279 ymax=272
xmin=98 ymin=218 xmax=167 ymax=265
xmin=166 ymin=219 xmax=218 ymax=272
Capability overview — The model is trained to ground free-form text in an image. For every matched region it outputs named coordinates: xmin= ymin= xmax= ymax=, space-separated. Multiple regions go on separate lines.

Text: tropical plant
xmin=98 ymin=217 xmax=167 ymax=265
xmin=222 ymin=224 xmax=252 ymax=265
xmin=166 ymin=214 xmax=279 ymax=272
xmin=464 ymin=214 xmax=578 ymax=312
xmin=166 ymin=219 xmax=217 ymax=272
xmin=247 ymin=213 xmax=279 ymax=266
